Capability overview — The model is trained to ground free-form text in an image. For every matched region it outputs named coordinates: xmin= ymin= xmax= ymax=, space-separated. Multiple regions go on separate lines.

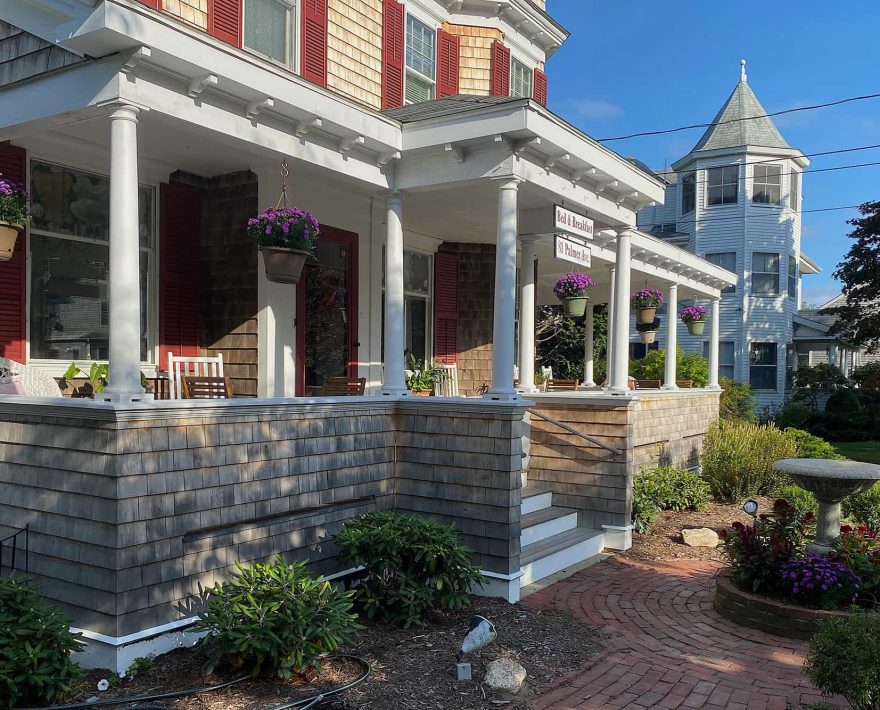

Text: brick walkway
xmin=525 ymin=557 xmax=847 ymax=709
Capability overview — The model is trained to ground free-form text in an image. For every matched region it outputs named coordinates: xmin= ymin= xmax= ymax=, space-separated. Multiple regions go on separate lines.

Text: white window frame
xmin=26 ymin=157 xmax=159 ymax=371
xmin=749 ymin=342 xmax=778 ymax=391
xmin=404 ymin=13 xmax=436 ymax=105
xmin=706 ymin=165 xmax=739 ymax=206
xmin=242 ymin=0 xmax=296 ymax=69
xmin=704 ymin=340 xmax=735 ymax=381
xmin=705 ymin=252 xmax=736 ymax=294
xmin=752 ymin=163 xmax=783 ymax=206
xmin=751 ymin=251 xmax=780 ymax=296
xmin=788 ymin=254 xmax=798 ymax=300
xmin=681 ymin=172 xmax=696 ymax=215
xmin=381 ymin=247 xmax=434 ymax=363
xmin=510 ymin=56 xmax=532 ymax=98
xmin=790 ymin=168 xmax=800 ymax=211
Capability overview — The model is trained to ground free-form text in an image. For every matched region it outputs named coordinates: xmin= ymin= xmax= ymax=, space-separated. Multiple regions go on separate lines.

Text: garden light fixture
xmin=455 ymin=615 xmax=497 ymax=681
xmin=742 ymin=499 xmax=759 ymax=518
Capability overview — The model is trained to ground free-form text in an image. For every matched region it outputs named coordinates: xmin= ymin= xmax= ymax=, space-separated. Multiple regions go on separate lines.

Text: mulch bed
xmin=66 ymin=597 xmax=601 ymax=710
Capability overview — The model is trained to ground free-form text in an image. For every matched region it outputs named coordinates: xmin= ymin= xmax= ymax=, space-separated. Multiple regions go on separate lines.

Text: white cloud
xmin=562 ymin=98 xmax=624 ymax=122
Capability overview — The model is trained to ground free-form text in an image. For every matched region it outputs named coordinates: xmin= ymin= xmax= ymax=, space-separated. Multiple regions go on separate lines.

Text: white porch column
xmin=517 ymin=236 xmax=538 ymax=393
xmin=486 ymin=177 xmax=521 ymax=400
xmin=663 ymin=283 xmax=679 ymax=389
xmin=582 ymin=303 xmax=595 ymax=387
xmin=609 ymin=230 xmax=632 ymax=393
xmin=707 ymin=296 xmax=721 ymax=389
xmin=381 ymin=191 xmax=408 ymax=395
xmin=101 ymin=104 xmax=146 ymax=402
xmin=605 ymin=266 xmax=616 ymax=387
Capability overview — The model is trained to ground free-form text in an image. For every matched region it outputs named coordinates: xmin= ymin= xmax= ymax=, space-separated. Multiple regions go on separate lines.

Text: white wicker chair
xmin=168 ymin=353 xmax=224 ymax=400
xmin=0 ymin=357 xmax=63 ymax=397
xmin=433 ymin=363 xmax=460 ymax=397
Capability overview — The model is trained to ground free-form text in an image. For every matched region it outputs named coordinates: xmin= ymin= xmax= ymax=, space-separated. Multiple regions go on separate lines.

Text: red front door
xmin=295 ymin=226 xmax=359 ymax=396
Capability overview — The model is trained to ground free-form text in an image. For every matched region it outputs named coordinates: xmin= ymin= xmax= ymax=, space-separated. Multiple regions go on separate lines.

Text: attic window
xmin=753 ymin=164 xmax=782 ymax=205
xmin=510 ymin=58 xmax=532 ymax=98
xmin=244 ymin=0 xmax=293 ymax=66
xmin=707 ymin=165 xmax=738 ymax=206
xmin=405 ymin=15 xmax=436 ymax=104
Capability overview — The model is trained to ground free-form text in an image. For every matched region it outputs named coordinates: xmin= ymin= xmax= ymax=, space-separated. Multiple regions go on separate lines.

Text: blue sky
xmin=545 ymin=0 xmax=880 ymax=307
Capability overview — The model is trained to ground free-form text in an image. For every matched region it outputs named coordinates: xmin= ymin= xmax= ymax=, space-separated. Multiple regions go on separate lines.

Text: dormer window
xmin=510 ymin=57 xmax=532 ymax=98
xmin=707 ymin=165 xmax=738 ymax=206
xmin=405 ymin=15 xmax=436 ymax=104
xmin=243 ymin=0 xmax=294 ymax=66
xmin=752 ymin=164 xmax=782 ymax=205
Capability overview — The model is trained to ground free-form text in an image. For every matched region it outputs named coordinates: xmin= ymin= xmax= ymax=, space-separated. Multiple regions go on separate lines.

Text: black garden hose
xmin=23 ymin=655 xmax=372 ymax=710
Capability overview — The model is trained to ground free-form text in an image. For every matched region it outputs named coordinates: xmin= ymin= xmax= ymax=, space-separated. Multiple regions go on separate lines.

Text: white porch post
xmin=609 ymin=230 xmax=632 ymax=393
xmin=101 ymin=104 xmax=146 ymax=402
xmin=381 ymin=190 xmax=408 ymax=395
xmin=707 ymin=296 xmax=721 ymax=389
xmin=605 ymin=265 xmax=616 ymax=387
xmin=486 ymin=177 xmax=520 ymax=400
xmin=663 ymin=283 xmax=679 ymax=389
xmin=517 ymin=236 xmax=538 ymax=393
xmin=582 ymin=303 xmax=595 ymax=387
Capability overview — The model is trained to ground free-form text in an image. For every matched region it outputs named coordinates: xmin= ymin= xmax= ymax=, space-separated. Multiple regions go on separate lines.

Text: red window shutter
xmin=533 ymin=67 xmax=547 ymax=106
xmin=381 ymin=0 xmax=405 ymax=109
xmin=433 ymin=252 xmax=459 ymax=364
xmin=138 ymin=0 xmax=161 ymax=8
xmin=0 ymin=142 xmax=27 ymax=363
xmin=159 ymin=183 xmax=202 ymax=371
xmin=436 ymin=29 xmax=460 ymax=98
xmin=301 ymin=0 xmax=328 ymax=87
xmin=209 ymin=0 xmax=241 ymax=47
xmin=490 ymin=41 xmax=510 ymax=97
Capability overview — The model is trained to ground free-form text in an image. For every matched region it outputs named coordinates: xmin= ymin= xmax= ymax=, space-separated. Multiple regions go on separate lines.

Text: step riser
xmin=521 ymin=492 xmax=553 ymax=516
xmin=520 ymin=512 xmax=577 ymax=547
xmin=520 ymin=534 xmax=605 ymax=587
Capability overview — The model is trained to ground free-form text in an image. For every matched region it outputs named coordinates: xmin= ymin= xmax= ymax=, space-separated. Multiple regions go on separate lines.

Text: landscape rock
xmin=681 ymin=527 xmax=720 ymax=547
xmin=484 ymin=658 xmax=527 ymax=694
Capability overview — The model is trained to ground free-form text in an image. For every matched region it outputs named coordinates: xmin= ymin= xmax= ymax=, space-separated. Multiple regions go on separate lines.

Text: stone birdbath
xmin=773 ymin=458 xmax=880 ymax=555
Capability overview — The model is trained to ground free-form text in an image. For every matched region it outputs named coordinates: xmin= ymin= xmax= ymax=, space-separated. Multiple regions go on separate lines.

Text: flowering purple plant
xmin=780 ymin=555 xmax=861 ymax=610
xmin=0 ymin=172 xmax=30 ymax=226
xmin=247 ymin=206 xmax=319 ymax=252
xmin=631 ymin=288 xmax=664 ymax=310
xmin=554 ymin=272 xmax=595 ymax=300
xmin=680 ymin=304 xmax=708 ymax=323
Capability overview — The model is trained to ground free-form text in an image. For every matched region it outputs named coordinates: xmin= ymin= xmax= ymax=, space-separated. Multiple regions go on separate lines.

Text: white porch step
xmin=521 ymin=487 xmax=553 ymax=516
xmin=520 ymin=506 xmax=577 ymax=548
xmin=519 ymin=527 xmax=605 ymax=587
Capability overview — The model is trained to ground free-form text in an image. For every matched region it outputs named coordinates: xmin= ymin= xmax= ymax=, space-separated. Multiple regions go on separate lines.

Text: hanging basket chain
xmin=275 ymin=157 xmax=289 ymax=209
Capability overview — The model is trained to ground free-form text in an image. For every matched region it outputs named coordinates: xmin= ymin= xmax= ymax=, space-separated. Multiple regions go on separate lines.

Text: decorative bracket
xmin=377 ymin=150 xmax=401 ymax=167
xmin=444 ymin=142 xmax=466 ymax=163
xmin=339 ymin=135 xmax=365 ymax=155
xmin=494 ymin=134 xmax=540 ymax=157
xmin=294 ymin=117 xmax=322 ymax=138
xmin=544 ymin=153 xmax=570 ymax=173
xmin=596 ymin=179 xmax=618 ymax=194
xmin=188 ymin=73 xmax=217 ymax=100
xmin=122 ymin=46 xmax=151 ymax=75
xmin=246 ymin=97 xmax=274 ymax=120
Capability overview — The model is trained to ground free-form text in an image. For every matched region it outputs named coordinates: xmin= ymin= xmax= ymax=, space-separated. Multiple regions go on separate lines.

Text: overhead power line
xmin=597 ymin=90 xmax=880 ymax=142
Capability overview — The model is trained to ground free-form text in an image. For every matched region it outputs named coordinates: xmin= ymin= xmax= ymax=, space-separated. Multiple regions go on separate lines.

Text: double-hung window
xmin=752 ymin=164 xmax=782 ymax=204
xmin=244 ymin=0 xmax=293 ymax=66
xmin=790 ymin=169 xmax=800 ymax=211
xmin=705 ymin=252 xmax=736 ymax=294
xmin=749 ymin=342 xmax=778 ymax=390
xmin=510 ymin=57 xmax=532 ymax=98
xmin=788 ymin=254 xmax=798 ymax=299
xmin=28 ymin=160 xmax=155 ymax=362
xmin=707 ymin=165 xmax=738 ymax=206
xmin=703 ymin=341 xmax=735 ymax=380
xmin=405 ymin=15 xmax=436 ymax=104
xmin=752 ymin=252 xmax=780 ymax=296
xmin=681 ymin=172 xmax=696 ymax=214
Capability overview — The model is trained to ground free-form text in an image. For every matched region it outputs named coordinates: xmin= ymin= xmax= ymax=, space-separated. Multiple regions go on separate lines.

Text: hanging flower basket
xmin=636 ymin=318 xmax=660 ymax=344
xmin=0 ymin=173 xmax=30 ymax=262
xmin=632 ymin=288 xmax=664 ymax=325
xmin=681 ymin=304 xmax=708 ymax=336
xmin=554 ymin=272 xmax=595 ymax=318
xmin=639 ymin=330 xmax=658 ymax=344
xmin=248 ymin=206 xmax=320 ymax=284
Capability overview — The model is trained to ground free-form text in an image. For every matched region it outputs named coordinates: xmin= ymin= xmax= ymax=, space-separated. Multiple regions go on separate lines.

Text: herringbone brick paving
xmin=524 ymin=557 xmax=847 ymax=709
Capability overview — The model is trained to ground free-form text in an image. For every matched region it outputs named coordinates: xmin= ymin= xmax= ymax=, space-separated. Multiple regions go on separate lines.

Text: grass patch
xmin=834 ymin=441 xmax=880 ymax=464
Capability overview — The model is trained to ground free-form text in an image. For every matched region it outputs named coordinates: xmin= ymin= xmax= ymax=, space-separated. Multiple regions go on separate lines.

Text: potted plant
xmin=405 ymin=355 xmax=441 ymax=396
xmin=248 ymin=206 xmax=319 ymax=284
xmin=681 ymin=303 xmax=708 ymax=335
xmin=0 ymin=173 xmax=29 ymax=261
xmin=636 ymin=319 xmax=660 ymax=344
xmin=554 ymin=272 xmax=595 ymax=317
xmin=631 ymin=288 xmax=664 ymax=325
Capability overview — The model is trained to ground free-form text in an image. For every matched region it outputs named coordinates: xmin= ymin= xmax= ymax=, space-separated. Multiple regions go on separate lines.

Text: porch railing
xmin=530 ymin=410 xmax=624 ymax=462
xmin=0 ymin=525 xmax=29 ymax=576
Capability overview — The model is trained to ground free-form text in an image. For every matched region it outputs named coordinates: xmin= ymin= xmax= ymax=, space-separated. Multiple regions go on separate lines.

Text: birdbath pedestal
xmin=772 ymin=458 xmax=880 ymax=555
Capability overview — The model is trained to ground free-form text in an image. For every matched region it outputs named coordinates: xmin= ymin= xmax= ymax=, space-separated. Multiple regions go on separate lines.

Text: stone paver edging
xmin=525 ymin=557 xmax=847 ymax=709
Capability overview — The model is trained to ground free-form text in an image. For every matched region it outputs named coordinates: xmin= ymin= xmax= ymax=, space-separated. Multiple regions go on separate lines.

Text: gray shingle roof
xmin=689 ymin=79 xmax=791 ymax=153
xmin=383 ymin=94 xmax=525 ymax=123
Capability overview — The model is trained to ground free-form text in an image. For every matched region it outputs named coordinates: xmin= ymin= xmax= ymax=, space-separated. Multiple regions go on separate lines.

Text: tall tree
xmin=535 ymin=304 xmax=608 ymax=380
xmin=824 ymin=201 xmax=880 ymax=352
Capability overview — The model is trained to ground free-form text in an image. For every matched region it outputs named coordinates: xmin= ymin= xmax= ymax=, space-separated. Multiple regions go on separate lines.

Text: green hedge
xmin=632 ymin=466 xmax=711 ymax=533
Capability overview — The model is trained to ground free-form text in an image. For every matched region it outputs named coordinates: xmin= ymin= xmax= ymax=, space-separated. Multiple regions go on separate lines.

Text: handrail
xmin=529 ymin=410 xmax=624 ymax=458
xmin=0 ymin=524 xmax=28 ymax=576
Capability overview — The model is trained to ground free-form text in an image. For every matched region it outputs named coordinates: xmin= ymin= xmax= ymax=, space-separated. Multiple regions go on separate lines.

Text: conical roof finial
xmin=740 ymin=59 xmax=747 ymax=83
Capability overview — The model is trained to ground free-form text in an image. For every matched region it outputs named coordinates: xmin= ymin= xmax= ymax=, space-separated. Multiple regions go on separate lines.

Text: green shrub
xmin=628 ymin=347 xmax=709 ymax=387
xmin=843 ymin=484 xmax=880 ymax=531
xmin=0 ymin=574 xmax=85 ymax=707
xmin=194 ymin=558 xmax=361 ymax=678
xmin=853 ymin=361 xmax=880 ymax=391
xmin=701 ymin=420 xmax=798 ymax=501
xmin=785 ymin=427 xmax=846 ymax=459
xmin=777 ymin=484 xmax=818 ymax=514
xmin=631 ymin=466 xmax=711 ymax=533
xmin=805 ymin=612 xmax=880 ymax=710
xmin=769 ymin=401 xmax=815 ymax=430
xmin=826 ymin=388 xmax=862 ymax=414
xmin=335 ymin=511 xmax=485 ymax=628
xmin=719 ymin=377 xmax=755 ymax=421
